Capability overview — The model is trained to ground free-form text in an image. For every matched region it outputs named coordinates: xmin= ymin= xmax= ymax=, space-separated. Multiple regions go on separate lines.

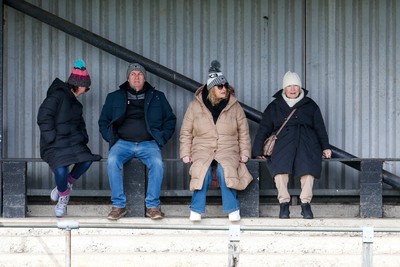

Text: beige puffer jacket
xmin=180 ymin=86 xmax=253 ymax=191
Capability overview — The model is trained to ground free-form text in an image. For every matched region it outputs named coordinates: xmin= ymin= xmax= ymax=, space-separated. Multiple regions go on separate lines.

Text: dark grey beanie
xmin=126 ymin=62 xmax=147 ymax=79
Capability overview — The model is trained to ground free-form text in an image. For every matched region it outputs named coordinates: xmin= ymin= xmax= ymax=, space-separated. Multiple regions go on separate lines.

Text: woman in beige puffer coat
xmin=180 ymin=60 xmax=252 ymax=222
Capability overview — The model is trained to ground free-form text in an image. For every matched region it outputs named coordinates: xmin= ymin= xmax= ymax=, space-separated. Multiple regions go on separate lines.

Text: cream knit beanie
xmin=282 ymin=71 xmax=302 ymax=89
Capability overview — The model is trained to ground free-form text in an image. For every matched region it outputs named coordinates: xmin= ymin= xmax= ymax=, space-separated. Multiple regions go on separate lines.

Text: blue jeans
xmin=54 ymin=161 xmax=92 ymax=192
xmin=190 ymin=163 xmax=239 ymax=214
xmin=107 ymin=139 xmax=164 ymax=208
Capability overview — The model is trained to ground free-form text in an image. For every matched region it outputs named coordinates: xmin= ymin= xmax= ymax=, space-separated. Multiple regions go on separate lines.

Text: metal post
xmin=65 ymin=229 xmax=71 ymax=267
xmin=362 ymin=226 xmax=374 ymax=267
xmin=0 ymin=0 xmax=4 ymax=218
xmin=228 ymin=225 xmax=240 ymax=267
xmin=57 ymin=221 xmax=79 ymax=267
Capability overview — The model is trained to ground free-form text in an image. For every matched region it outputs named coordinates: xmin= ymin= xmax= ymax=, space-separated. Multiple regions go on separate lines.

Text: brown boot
xmin=107 ymin=206 xmax=127 ymax=221
xmin=146 ymin=207 xmax=164 ymax=220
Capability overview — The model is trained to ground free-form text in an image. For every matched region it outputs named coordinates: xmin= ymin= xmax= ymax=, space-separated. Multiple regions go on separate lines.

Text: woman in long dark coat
xmin=252 ymin=71 xmax=332 ymax=219
xmin=37 ymin=59 xmax=101 ymax=217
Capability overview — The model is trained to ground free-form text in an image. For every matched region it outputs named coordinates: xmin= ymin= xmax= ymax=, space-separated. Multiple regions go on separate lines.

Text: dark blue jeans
xmin=107 ymin=139 xmax=164 ymax=208
xmin=54 ymin=161 xmax=92 ymax=192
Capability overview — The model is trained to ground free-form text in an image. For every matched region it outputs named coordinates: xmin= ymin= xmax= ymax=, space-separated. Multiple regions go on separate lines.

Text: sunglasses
xmin=85 ymin=87 xmax=90 ymax=92
xmin=216 ymin=83 xmax=229 ymax=90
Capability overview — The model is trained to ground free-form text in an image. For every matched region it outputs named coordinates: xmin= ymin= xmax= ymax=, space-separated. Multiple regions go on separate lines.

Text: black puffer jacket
xmin=252 ymin=89 xmax=330 ymax=179
xmin=37 ymin=78 xmax=101 ymax=171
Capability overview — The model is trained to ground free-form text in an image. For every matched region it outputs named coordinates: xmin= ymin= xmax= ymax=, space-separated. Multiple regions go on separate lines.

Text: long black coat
xmin=37 ymin=78 xmax=101 ymax=171
xmin=252 ymin=89 xmax=330 ymax=179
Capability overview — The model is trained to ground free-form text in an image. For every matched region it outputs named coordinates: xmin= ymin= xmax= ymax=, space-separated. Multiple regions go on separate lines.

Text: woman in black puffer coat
xmin=37 ymin=59 xmax=101 ymax=217
xmin=253 ymin=71 xmax=332 ymax=220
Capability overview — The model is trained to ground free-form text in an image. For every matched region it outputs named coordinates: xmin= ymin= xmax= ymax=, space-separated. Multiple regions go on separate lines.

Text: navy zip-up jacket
xmin=98 ymin=81 xmax=176 ymax=149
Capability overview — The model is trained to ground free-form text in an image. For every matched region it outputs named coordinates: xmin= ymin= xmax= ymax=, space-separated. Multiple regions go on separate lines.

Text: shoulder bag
xmin=263 ymin=109 xmax=297 ymax=156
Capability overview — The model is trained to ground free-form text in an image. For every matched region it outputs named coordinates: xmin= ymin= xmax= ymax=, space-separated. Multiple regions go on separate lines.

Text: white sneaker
xmin=229 ymin=210 xmax=241 ymax=222
xmin=50 ymin=183 xmax=73 ymax=202
xmin=54 ymin=195 xmax=70 ymax=217
xmin=189 ymin=211 xmax=202 ymax=221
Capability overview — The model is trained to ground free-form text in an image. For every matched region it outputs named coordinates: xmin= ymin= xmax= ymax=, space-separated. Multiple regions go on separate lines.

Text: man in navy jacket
xmin=99 ymin=62 xmax=176 ymax=220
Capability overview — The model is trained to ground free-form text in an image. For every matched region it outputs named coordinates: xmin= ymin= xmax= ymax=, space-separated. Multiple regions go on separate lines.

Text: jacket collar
xmin=119 ymin=80 xmax=154 ymax=92
xmin=194 ymin=85 xmax=238 ymax=110
xmin=273 ymin=88 xmax=309 ymax=98
xmin=274 ymin=88 xmax=310 ymax=109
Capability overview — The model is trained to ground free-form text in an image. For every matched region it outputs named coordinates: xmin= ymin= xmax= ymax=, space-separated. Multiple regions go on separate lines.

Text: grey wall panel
xmin=306 ymin=0 xmax=400 ymax=189
xmin=4 ymin=0 xmax=400 ymax=194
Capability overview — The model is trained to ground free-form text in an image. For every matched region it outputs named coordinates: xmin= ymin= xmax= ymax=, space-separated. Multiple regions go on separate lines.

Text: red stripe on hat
xmin=69 ymin=73 xmax=90 ymax=80
xmin=71 ymin=68 xmax=89 ymax=76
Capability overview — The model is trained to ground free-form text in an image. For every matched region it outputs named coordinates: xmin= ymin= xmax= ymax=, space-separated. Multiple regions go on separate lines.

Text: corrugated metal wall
xmin=3 ymin=0 xmax=400 ymax=194
xmin=306 ymin=0 xmax=400 ymax=190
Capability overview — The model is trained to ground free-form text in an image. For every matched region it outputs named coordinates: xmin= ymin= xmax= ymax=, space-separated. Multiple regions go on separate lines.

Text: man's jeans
xmin=107 ymin=139 xmax=164 ymax=208
xmin=190 ymin=163 xmax=239 ymax=214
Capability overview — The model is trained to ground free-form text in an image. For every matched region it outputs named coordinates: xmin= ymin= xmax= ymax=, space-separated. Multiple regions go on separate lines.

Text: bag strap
xmin=275 ymin=109 xmax=297 ymax=136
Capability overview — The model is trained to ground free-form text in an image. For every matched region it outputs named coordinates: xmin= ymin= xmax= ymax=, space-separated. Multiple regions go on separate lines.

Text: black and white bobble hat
xmin=207 ymin=60 xmax=228 ymax=90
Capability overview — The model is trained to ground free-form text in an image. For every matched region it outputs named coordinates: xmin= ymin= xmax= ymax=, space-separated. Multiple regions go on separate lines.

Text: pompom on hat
xmin=282 ymin=71 xmax=302 ymax=89
xmin=207 ymin=60 xmax=228 ymax=90
xmin=126 ymin=62 xmax=147 ymax=80
xmin=67 ymin=59 xmax=91 ymax=87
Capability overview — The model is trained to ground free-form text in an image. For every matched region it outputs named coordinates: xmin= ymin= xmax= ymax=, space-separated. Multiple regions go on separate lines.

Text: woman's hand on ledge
xmin=323 ymin=149 xmax=332 ymax=159
xmin=240 ymin=155 xmax=249 ymax=163
xmin=182 ymin=156 xmax=192 ymax=164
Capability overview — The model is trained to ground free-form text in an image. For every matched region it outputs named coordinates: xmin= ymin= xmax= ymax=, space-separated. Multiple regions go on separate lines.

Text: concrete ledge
xmin=26 ymin=204 xmax=400 ymax=219
xmin=3 ymin=216 xmax=400 ymax=228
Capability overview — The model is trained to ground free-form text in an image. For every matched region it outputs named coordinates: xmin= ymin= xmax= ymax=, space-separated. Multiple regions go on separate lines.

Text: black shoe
xmin=301 ymin=203 xmax=314 ymax=219
xmin=279 ymin=202 xmax=290 ymax=219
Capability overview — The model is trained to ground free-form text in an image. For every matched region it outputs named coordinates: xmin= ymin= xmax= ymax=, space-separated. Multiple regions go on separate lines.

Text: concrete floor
xmin=1 ymin=215 xmax=400 ymax=267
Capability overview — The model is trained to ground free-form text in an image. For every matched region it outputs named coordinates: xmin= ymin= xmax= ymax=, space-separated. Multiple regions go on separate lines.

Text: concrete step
xmin=26 ymin=203 xmax=400 ymax=218
xmin=1 ymin=217 xmax=400 ymax=267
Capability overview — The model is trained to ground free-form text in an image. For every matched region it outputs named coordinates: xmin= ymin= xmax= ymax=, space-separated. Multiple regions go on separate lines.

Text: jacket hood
xmin=46 ymin=78 xmax=68 ymax=97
